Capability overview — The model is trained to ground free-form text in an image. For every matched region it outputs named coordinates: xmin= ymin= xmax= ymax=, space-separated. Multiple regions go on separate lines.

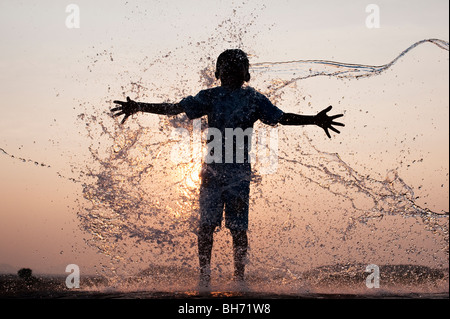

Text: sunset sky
xmin=0 ymin=0 xmax=448 ymax=276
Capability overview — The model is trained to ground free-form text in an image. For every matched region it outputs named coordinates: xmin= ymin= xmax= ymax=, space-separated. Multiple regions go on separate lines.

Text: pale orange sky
xmin=0 ymin=0 xmax=448 ymax=276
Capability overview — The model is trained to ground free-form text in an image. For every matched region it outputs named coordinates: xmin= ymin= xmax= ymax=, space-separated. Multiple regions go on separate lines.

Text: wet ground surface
xmin=2 ymin=289 xmax=448 ymax=299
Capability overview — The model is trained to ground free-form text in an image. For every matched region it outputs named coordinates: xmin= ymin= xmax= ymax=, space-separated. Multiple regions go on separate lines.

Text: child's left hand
xmin=314 ymin=106 xmax=345 ymax=138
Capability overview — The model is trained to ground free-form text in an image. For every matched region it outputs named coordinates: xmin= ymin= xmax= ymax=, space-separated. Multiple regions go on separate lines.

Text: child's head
xmin=215 ymin=49 xmax=251 ymax=88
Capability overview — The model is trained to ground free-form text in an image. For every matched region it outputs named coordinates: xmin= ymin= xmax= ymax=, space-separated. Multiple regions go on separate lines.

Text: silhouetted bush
xmin=17 ymin=268 xmax=33 ymax=281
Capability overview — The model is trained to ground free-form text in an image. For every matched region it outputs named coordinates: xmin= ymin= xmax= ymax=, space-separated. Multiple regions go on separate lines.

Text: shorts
xmin=199 ymin=164 xmax=251 ymax=231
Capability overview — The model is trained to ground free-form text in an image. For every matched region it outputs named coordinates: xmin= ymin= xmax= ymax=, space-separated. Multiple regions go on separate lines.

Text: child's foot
xmin=229 ymin=275 xmax=249 ymax=293
xmin=198 ymin=271 xmax=211 ymax=293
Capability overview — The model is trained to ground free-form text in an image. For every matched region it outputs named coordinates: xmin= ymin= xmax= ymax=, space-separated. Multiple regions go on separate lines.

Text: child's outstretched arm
xmin=278 ymin=106 xmax=344 ymax=138
xmin=111 ymin=97 xmax=184 ymax=124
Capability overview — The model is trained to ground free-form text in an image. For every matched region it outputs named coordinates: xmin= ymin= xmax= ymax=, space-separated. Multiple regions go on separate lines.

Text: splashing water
xmin=251 ymin=39 xmax=449 ymax=95
xmin=2 ymin=4 xmax=446 ymax=293
xmin=71 ymin=33 xmax=449 ymax=295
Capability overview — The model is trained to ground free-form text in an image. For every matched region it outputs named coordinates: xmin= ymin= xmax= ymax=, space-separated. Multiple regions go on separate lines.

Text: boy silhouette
xmin=112 ymin=49 xmax=344 ymax=289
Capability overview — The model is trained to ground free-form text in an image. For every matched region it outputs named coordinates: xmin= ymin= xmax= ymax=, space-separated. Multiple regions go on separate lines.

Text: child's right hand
xmin=111 ymin=97 xmax=140 ymax=124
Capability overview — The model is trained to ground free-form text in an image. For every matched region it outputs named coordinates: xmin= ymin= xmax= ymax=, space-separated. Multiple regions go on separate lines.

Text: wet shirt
xmin=180 ymin=86 xmax=283 ymax=166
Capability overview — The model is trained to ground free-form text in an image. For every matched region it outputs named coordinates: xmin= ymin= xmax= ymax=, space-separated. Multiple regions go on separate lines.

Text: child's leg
xmin=198 ymin=225 xmax=215 ymax=286
xmin=223 ymin=171 xmax=250 ymax=282
xmin=197 ymin=166 xmax=224 ymax=287
xmin=230 ymin=229 xmax=248 ymax=281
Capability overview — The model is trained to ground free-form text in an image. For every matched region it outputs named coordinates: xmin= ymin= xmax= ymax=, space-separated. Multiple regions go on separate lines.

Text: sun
xmin=184 ymin=160 xmax=202 ymax=190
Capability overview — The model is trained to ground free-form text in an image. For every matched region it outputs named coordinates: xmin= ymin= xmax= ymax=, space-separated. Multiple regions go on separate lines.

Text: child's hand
xmin=111 ymin=97 xmax=140 ymax=124
xmin=314 ymin=106 xmax=345 ymax=138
